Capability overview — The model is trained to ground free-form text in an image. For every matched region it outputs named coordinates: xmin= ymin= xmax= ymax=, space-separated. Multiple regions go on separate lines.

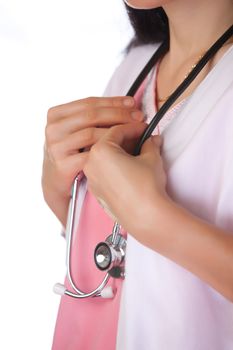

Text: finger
xmin=53 ymin=152 xmax=89 ymax=194
xmin=140 ymin=135 xmax=162 ymax=155
xmin=49 ymin=127 xmax=107 ymax=160
xmin=47 ymin=96 xmax=136 ymax=122
xmin=50 ymin=107 xmax=144 ymax=141
xmin=100 ymin=122 xmax=148 ymax=148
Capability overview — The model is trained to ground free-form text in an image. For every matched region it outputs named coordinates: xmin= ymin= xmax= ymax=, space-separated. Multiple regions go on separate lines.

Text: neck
xmin=163 ymin=0 xmax=233 ymax=60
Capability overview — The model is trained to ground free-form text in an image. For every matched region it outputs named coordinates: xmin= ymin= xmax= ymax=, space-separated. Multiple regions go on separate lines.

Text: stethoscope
xmin=54 ymin=24 xmax=233 ymax=299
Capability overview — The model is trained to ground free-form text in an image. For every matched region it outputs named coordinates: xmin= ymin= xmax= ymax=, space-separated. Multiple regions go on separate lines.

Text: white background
xmin=0 ymin=1 xmax=132 ymax=348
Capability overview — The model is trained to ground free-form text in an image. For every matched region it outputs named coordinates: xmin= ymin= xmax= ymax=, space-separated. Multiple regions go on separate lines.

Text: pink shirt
xmin=52 ymin=62 xmax=186 ymax=350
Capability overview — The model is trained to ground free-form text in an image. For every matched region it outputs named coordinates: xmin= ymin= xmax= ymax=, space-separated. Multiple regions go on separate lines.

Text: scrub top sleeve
xmin=102 ymin=43 xmax=160 ymax=98
xmin=102 ymin=54 xmax=128 ymax=97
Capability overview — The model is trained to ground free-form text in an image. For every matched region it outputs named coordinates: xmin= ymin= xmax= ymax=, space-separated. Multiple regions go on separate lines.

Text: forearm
xmin=42 ymin=157 xmax=70 ymax=228
xmin=42 ymin=185 xmax=69 ymax=228
xmin=137 ymin=197 xmax=233 ymax=302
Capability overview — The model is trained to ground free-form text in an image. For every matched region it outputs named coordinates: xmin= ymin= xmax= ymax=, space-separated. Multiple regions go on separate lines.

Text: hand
xmin=41 ymin=96 xmax=144 ymax=225
xmin=83 ymin=122 xmax=168 ymax=234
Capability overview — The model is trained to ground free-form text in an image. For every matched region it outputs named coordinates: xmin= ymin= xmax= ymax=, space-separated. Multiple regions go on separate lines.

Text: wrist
xmin=129 ymin=192 xmax=174 ymax=247
xmin=42 ymin=179 xmax=70 ymax=227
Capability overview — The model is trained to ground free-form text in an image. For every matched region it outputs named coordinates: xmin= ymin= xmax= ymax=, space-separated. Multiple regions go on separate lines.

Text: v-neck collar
xmin=141 ymin=62 xmax=187 ymax=134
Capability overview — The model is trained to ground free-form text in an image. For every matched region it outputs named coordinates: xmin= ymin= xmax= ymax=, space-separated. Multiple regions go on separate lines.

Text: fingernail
xmin=152 ymin=135 xmax=162 ymax=146
xmin=123 ymin=97 xmax=135 ymax=107
xmin=131 ymin=111 xmax=144 ymax=121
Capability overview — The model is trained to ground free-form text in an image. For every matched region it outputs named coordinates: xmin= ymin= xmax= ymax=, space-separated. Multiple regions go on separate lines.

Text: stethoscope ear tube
xmin=54 ymin=176 xmax=125 ymax=299
xmin=55 ymin=173 xmax=114 ymax=299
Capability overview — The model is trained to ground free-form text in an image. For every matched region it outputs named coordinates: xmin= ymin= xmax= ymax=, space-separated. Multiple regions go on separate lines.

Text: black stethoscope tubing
xmin=129 ymin=24 xmax=233 ymax=156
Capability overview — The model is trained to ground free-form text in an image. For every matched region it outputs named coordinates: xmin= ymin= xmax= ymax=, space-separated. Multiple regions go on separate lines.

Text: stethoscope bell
xmin=94 ymin=232 xmax=127 ymax=278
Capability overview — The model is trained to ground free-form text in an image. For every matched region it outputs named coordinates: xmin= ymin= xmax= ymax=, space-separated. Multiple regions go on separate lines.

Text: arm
xmin=42 ymin=158 xmax=70 ymax=227
xmin=82 ymin=122 xmax=233 ymax=303
xmin=137 ymin=196 xmax=233 ymax=302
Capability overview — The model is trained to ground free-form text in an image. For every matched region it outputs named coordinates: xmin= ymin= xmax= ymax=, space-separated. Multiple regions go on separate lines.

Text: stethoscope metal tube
xmin=65 ymin=175 xmax=111 ymax=297
xmin=54 ymin=24 xmax=233 ymax=300
xmin=54 ymin=173 xmax=121 ymax=299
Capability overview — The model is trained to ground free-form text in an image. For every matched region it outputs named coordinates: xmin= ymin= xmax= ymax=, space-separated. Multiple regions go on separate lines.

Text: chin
xmin=124 ymin=0 xmax=171 ymax=10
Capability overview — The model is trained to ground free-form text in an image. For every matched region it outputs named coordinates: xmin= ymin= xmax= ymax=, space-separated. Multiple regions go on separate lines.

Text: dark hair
xmin=124 ymin=4 xmax=169 ymax=53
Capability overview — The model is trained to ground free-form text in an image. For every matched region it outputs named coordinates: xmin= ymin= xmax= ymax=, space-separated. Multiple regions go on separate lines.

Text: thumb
xmin=140 ymin=135 xmax=162 ymax=155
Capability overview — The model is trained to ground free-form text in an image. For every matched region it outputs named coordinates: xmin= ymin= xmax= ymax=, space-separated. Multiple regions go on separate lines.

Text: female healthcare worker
xmin=42 ymin=0 xmax=233 ymax=349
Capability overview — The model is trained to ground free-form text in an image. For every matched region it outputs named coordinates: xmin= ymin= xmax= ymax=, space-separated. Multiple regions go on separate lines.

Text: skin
xmin=42 ymin=0 xmax=233 ymax=301
xmin=42 ymin=96 xmax=144 ymax=225
xmin=123 ymin=0 xmax=169 ymax=9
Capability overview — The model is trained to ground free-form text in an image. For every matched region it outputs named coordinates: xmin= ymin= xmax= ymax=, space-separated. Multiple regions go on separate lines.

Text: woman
xmin=42 ymin=0 xmax=233 ymax=349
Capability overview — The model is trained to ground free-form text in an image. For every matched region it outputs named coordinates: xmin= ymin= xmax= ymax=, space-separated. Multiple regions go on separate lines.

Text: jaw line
xmin=124 ymin=0 xmax=156 ymax=10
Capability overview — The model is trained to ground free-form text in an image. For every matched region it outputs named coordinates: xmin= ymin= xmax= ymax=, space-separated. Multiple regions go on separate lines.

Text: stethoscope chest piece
xmin=94 ymin=233 xmax=126 ymax=279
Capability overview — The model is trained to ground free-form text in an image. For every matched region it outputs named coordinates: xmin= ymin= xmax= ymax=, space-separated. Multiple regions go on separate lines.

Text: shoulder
xmin=103 ymin=43 xmax=160 ymax=97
